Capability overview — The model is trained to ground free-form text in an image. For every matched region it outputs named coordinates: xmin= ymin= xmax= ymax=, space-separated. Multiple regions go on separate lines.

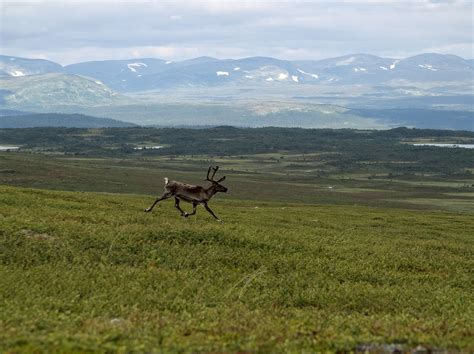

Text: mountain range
xmin=1 ymin=53 xmax=472 ymax=93
xmin=0 ymin=53 xmax=472 ymax=130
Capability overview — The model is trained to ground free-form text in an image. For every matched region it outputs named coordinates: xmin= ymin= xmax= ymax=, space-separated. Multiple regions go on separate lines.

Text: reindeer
xmin=144 ymin=166 xmax=228 ymax=221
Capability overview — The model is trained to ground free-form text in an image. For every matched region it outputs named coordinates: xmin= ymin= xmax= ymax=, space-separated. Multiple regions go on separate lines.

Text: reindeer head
xmin=206 ymin=166 xmax=228 ymax=193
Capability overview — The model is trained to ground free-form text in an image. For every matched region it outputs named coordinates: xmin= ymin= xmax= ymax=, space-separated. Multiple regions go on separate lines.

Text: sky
xmin=1 ymin=0 xmax=473 ymax=65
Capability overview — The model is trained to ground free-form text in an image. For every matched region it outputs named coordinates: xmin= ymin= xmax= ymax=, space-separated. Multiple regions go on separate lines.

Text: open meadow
xmin=1 ymin=185 xmax=473 ymax=352
xmin=1 ymin=127 xmax=474 ymax=352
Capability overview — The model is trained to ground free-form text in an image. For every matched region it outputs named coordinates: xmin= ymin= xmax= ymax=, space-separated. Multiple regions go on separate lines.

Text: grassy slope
xmin=1 ymin=185 xmax=473 ymax=352
xmin=1 ymin=152 xmax=473 ymax=213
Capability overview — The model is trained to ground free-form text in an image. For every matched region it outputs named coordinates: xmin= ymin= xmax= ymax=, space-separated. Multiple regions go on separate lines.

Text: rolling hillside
xmin=0 ymin=185 xmax=472 ymax=352
xmin=0 ymin=73 xmax=123 ymax=108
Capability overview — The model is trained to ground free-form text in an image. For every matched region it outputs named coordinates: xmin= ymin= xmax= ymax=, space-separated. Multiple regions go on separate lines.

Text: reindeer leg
xmin=174 ymin=197 xmax=188 ymax=217
xmin=203 ymin=202 xmax=222 ymax=222
xmin=185 ymin=203 xmax=198 ymax=218
xmin=145 ymin=192 xmax=172 ymax=212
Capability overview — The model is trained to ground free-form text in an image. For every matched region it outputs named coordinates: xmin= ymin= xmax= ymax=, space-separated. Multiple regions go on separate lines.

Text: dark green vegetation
xmin=1 ymin=126 xmax=473 ymax=175
xmin=1 ymin=186 xmax=473 ymax=352
xmin=1 ymin=127 xmax=473 ymax=351
xmin=2 ymin=126 xmax=474 ymax=156
xmin=0 ymin=113 xmax=135 ymax=128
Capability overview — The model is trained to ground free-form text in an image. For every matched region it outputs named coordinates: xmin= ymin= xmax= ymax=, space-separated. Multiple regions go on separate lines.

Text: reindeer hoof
xmin=144 ymin=208 xmax=151 ymax=212
xmin=216 ymin=219 xmax=223 ymax=223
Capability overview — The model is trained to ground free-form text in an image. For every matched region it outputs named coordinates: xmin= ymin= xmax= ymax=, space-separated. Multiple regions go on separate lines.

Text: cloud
xmin=1 ymin=0 xmax=472 ymax=64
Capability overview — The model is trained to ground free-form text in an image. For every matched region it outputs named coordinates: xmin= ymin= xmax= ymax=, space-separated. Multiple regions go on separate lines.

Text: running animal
xmin=144 ymin=166 xmax=228 ymax=221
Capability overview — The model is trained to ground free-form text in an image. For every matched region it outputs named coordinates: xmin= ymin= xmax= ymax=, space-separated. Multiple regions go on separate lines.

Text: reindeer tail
xmin=164 ymin=177 xmax=169 ymax=185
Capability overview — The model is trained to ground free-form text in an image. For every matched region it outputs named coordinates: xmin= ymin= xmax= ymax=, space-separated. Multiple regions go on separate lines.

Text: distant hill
xmin=0 ymin=55 xmax=64 ymax=77
xmin=0 ymin=113 xmax=136 ymax=128
xmin=350 ymin=108 xmax=474 ymax=131
xmin=64 ymin=58 xmax=170 ymax=92
xmin=0 ymin=109 xmax=31 ymax=116
xmin=0 ymin=73 xmax=125 ymax=107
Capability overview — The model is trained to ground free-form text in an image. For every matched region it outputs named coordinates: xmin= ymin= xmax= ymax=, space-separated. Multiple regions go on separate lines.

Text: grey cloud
xmin=1 ymin=0 xmax=472 ymax=64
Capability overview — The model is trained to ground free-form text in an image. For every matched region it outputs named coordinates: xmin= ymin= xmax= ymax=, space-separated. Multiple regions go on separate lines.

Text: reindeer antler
xmin=206 ymin=166 xmax=219 ymax=181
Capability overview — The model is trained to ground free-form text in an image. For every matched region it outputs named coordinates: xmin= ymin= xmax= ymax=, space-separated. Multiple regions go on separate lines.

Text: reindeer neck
xmin=204 ymin=184 xmax=218 ymax=199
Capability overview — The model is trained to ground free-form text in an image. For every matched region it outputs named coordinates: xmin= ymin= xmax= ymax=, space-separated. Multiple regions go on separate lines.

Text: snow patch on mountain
xmin=233 ymin=67 xmax=241 ymax=71
xmin=278 ymin=72 xmax=288 ymax=80
xmin=127 ymin=63 xmax=148 ymax=72
xmin=11 ymin=70 xmax=25 ymax=77
xmin=379 ymin=66 xmax=388 ymax=70
xmin=216 ymin=71 xmax=229 ymax=76
xmin=418 ymin=64 xmax=438 ymax=71
xmin=297 ymin=69 xmax=319 ymax=79
xmin=291 ymin=75 xmax=299 ymax=82
xmin=390 ymin=60 xmax=400 ymax=70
